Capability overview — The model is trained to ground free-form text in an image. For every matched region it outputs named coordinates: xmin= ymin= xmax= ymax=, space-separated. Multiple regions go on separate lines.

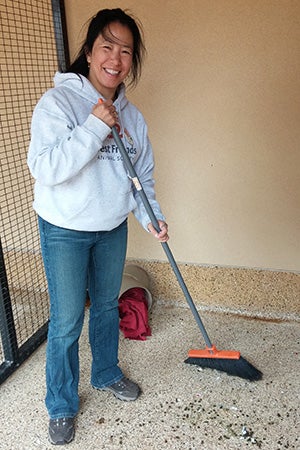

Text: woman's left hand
xmin=147 ymin=221 xmax=169 ymax=242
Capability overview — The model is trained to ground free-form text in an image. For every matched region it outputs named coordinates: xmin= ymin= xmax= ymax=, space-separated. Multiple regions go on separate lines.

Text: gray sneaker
xmin=48 ymin=417 xmax=75 ymax=445
xmin=100 ymin=377 xmax=141 ymax=401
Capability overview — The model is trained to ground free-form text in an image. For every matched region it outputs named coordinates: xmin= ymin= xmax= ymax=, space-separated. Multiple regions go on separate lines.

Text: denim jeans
xmin=38 ymin=216 xmax=128 ymax=419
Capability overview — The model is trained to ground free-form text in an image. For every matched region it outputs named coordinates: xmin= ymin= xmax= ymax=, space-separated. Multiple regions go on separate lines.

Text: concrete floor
xmin=0 ymin=303 xmax=299 ymax=449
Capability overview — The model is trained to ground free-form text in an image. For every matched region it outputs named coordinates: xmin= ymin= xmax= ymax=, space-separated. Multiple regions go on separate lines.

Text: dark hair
xmin=66 ymin=8 xmax=146 ymax=89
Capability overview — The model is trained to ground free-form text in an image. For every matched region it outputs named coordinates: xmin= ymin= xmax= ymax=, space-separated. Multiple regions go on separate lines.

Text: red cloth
xmin=118 ymin=287 xmax=151 ymax=340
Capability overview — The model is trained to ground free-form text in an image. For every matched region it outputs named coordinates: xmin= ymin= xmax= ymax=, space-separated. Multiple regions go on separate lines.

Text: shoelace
xmin=115 ymin=379 xmax=127 ymax=389
xmin=53 ymin=418 xmax=68 ymax=427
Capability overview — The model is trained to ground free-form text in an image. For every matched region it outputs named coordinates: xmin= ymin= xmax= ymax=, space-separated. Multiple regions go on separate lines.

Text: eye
xmin=122 ymin=48 xmax=132 ymax=56
xmin=101 ymin=44 xmax=112 ymax=51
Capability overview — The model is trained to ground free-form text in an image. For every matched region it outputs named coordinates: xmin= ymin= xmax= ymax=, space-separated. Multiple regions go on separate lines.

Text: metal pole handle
xmin=111 ymin=126 xmax=213 ymax=348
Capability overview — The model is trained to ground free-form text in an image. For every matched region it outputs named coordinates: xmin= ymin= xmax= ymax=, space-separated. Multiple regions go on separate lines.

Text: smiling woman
xmin=86 ymin=23 xmax=133 ymax=100
xmin=67 ymin=8 xmax=145 ymax=89
xmin=27 ymin=7 xmax=168 ymax=446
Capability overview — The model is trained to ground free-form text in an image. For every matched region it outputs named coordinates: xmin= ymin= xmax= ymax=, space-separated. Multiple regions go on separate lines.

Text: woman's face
xmin=87 ymin=21 xmax=134 ymax=99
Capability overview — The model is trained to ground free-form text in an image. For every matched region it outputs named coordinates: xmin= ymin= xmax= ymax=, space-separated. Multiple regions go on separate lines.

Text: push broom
xmin=111 ymin=124 xmax=262 ymax=382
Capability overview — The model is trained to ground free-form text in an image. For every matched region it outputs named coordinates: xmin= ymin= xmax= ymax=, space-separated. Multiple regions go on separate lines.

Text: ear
xmin=84 ymin=46 xmax=91 ymax=64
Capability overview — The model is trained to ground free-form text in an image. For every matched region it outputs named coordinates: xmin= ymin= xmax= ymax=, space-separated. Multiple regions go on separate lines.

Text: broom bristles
xmin=185 ymin=355 xmax=262 ymax=381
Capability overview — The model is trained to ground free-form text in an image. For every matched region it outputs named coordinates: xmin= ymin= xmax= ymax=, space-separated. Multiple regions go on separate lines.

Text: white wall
xmin=65 ymin=0 xmax=300 ymax=272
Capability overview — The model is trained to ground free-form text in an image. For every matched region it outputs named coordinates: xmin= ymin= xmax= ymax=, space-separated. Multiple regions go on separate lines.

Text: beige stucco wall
xmin=65 ymin=0 xmax=300 ymax=272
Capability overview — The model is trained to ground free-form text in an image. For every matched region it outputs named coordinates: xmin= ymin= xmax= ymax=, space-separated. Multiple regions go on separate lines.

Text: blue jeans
xmin=38 ymin=217 xmax=128 ymax=419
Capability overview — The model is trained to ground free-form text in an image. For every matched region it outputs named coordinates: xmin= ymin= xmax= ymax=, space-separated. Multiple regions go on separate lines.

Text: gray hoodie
xmin=27 ymin=72 xmax=165 ymax=231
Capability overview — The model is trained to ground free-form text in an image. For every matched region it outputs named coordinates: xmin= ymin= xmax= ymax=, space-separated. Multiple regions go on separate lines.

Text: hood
xmin=53 ymin=71 xmax=128 ymax=111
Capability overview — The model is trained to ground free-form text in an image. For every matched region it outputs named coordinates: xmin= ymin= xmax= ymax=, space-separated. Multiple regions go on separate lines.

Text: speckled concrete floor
xmin=0 ymin=303 xmax=299 ymax=449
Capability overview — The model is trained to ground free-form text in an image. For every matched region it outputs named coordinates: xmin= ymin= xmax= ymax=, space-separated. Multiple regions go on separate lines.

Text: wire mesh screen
xmin=0 ymin=0 xmax=67 ymax=383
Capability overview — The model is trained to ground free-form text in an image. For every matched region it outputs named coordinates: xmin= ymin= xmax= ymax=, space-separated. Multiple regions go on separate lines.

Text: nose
xmin=110 ymin=48 xmax=121 ymax=64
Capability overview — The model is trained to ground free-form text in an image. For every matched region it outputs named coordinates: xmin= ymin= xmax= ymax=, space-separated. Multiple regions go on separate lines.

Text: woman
xmin=27 ymin=8 xmax=168 ymax=445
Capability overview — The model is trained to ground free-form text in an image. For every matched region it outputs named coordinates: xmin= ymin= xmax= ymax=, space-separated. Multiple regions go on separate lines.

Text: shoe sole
xmin=102 ymin=386 xmax=140 ymax=401
xmin=48 ymin=432 xmax=75 ymax=445
xmin=92 ymin=385 xmax=140 ymax=401
xmin=49 ymin=436 xmax=74 ymax=445
xmin=48 ymin=427 xmax=75 ymax=445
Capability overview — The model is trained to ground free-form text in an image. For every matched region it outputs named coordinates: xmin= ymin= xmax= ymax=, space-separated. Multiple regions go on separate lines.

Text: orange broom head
xmin=188 ymin=345 xmax=240 ymax=360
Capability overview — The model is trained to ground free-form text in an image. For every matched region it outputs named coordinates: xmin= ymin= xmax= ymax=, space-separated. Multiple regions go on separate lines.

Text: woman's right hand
xmin=92 ymin=99 xmax=118 ymax=128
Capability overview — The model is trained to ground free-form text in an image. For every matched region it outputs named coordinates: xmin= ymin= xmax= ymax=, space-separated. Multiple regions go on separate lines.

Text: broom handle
xmin=112 ymin=126 xmax=213 ymax=348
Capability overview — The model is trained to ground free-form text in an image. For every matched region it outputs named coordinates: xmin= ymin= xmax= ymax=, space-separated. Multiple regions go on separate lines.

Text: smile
xmin=104 ymin=68 xmax=120 ymax=76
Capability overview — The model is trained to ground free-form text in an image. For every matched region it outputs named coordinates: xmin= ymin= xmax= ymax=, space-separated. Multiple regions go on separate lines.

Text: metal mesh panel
xmin=0 ymin=0 xmax=67 ymax=383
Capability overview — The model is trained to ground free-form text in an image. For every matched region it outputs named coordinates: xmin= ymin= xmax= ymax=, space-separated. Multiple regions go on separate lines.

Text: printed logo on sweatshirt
xmin=107 ymin=124 xmax=133 ymax=146
xmin=98 ymin=125 xmax=137 ymax=162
